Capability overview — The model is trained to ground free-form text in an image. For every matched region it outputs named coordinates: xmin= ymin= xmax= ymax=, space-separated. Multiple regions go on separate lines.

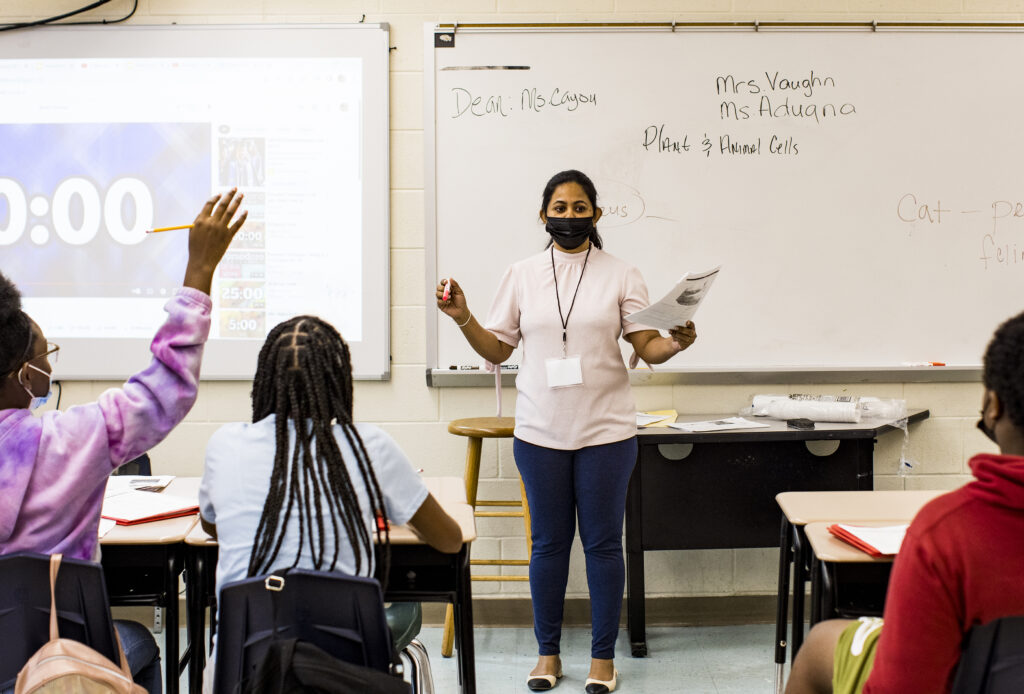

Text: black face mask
xmin=545 ymin=216 xmax=594 ymax=250
xmin=977 ymin=413 xmax=997 ymax=444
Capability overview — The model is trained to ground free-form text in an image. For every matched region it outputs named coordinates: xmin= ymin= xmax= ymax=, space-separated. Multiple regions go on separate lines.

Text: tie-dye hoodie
xmin=0 ymin=288 xmax=210 ymax=562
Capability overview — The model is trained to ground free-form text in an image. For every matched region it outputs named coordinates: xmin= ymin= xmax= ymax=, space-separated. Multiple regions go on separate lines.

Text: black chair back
xmin=0 ymin=552 xmax=120 ymax=690
xmin=113 ymin=453 xmax=152 ymax=476
xmin=952 ymin=615 xmax=1024 ymax=693
xmin=213 ymin=568 xmax=397 ymax=693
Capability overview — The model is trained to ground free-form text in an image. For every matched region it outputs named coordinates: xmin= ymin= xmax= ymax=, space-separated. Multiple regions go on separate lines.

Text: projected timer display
xmin=0 ymin=122 xmax=209 ymax=298
xmin=0 ymin=56 xmax=364 ymax=345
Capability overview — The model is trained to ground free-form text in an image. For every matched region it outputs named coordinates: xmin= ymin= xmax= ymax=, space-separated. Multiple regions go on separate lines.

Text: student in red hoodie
xmin=786 ymin=310 xmax=1024 ymax=694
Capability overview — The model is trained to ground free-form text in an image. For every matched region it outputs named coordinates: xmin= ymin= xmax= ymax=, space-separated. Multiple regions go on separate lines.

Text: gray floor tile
xmin=417 ymin=624 xmax=782 ymax=693
xmin=166 ymin=622 xmax=785 ymax=693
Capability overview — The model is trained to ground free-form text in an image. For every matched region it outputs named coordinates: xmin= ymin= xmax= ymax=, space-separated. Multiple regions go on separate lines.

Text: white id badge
xmin=545 ymin=355 xmax=583 ymax=388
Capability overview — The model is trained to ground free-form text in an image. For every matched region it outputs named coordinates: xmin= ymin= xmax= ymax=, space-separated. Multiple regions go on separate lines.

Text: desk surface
xmin=777 ymin=489 xmax=945 ymax=526
xmin=105 ymin=476 xmax=472 ymax=547
xmin=184 ymin=476 xmax=476 ymax=546
xmin=423 ymin=476 xmax=469 ymax=504
xmin=804 ymin=521 xmax=900 ymax=564
xmin=184 ymin=504 xmax=477 ymax=546
xmin=101 ymin=477 xmax=200 ymax=545
xmin=637 ymin=409 xmax=928 ymax=444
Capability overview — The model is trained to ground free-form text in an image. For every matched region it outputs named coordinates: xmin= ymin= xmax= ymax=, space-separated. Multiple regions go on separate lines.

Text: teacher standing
xmin=437 ymin=170 xmax=696 ymax=694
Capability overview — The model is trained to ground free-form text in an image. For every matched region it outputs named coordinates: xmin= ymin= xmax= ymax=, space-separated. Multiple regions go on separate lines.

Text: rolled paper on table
xmin=751 ymin=394 xmax=789 ymax=410
xmin=763 ymin=399 xmax=862 ymax=423
xmin=859 ymin=397 xmax=907 ymax=420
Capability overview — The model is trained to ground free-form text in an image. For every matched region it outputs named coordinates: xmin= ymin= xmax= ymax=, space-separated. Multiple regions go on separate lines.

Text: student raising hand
xmin=0 ymin=189 xmax=249 ymax=694
xmin=184 ymin=189 xmax=248 ymax=295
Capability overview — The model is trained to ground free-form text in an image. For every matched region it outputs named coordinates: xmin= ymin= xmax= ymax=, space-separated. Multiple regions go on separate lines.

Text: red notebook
xmin=827 ymin=523 xmax=908 ymax=557
xmin=101 ymin=490 xmax=199 ymax=526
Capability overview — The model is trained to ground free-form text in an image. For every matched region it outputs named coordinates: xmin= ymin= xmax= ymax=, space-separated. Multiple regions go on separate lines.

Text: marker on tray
xmin=902 ymin=361 xmax=946 ymax=366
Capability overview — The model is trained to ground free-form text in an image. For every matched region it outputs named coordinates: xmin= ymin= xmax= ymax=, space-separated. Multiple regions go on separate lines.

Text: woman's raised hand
xmin=436 ymin=277 xmax=470 ymax=325
xmin=183 ymin=189 xmax=248 ymax=295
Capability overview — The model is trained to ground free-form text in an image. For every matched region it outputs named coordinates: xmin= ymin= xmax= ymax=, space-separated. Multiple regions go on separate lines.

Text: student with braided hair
xmin=0 ymin=190 xmax=247 ymax=694
xmin=198 ymin=315 xmax=463 ymax=686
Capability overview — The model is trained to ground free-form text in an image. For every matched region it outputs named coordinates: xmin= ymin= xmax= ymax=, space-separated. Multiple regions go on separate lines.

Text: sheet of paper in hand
xmin=625 ymin=266 xmax=721 ymax=330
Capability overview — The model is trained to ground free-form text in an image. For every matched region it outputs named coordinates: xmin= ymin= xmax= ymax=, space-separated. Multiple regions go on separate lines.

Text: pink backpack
xmin=15 ymin=554 xmax=147 ymax=694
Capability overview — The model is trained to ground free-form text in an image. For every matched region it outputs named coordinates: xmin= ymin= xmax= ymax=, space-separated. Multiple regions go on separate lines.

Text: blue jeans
xmin=514 ymin=436 xmax=637 ymax=660
xmin=115 ymin=620 xmax=162 ymax=694
xmin=0 ymin=620 xmax=159 ymax=694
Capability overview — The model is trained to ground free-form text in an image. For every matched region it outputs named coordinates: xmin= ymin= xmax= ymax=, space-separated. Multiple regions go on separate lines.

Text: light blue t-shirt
xmin=199 ymin=415 xmax=429 ymax=600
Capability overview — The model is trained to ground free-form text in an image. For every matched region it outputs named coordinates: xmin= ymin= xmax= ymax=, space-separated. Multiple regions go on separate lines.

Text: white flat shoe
xmin=584 ymin=668 xmax=618 ymax=693
xmin=527 ymin=669 xmax=563 ymax=691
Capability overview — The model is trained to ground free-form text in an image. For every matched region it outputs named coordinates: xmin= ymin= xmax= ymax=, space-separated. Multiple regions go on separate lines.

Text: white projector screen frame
xmin=0 ymin=24 xmax=390 ymax=380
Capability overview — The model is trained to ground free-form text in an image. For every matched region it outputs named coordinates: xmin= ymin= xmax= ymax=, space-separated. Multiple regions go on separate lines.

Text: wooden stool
xmin=441 ymin=416 xmax=530 ymax=658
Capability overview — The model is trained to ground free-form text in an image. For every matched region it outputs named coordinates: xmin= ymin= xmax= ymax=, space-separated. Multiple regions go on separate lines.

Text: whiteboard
xmin=0 ymin=25 xmax=390 ymax=380
xmin=426 ymin=25 xmax=1024 ymax=380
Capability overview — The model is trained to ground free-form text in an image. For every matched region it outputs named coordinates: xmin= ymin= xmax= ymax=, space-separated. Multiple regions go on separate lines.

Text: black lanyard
xmin=551 ymin=244 xmax=591 ymax=357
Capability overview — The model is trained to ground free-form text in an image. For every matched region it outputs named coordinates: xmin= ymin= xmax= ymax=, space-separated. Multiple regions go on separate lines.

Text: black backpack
xmin=951 ymin=616 xmax=1024 ymax=694
xmin=239 ymin=638 xmax=411 ymax=694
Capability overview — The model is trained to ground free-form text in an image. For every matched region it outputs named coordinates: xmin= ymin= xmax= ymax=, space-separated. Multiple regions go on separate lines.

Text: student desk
xmin=803 ymin=521 xmax=901 ymax=625
xmin=100 ymin=477 xmax=200 ymax=694
xmin=183 ymin=477 xmax=479 ymax=694
xmin=773 ymin=490 xmax=942 ymax=694
xmin=625 ymin=409 xmax=928 ymax=663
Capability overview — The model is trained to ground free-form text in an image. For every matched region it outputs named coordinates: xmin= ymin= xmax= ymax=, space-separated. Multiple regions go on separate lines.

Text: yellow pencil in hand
xmin=145 ymin=224 xmax=193 ymax=234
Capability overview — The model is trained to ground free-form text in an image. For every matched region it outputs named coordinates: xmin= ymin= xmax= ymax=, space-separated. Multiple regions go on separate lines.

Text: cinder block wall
xmin=5 ymin=0 xmax=1004 ymax=603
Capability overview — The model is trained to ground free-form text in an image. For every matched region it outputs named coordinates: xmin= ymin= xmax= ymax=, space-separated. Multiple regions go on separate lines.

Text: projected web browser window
xmin=0 ymin=57 xmax=363 ymax=342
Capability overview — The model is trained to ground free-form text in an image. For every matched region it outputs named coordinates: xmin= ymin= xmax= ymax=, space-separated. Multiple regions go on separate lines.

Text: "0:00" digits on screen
xmin=0 ymin=176 xmax=154 ymax=246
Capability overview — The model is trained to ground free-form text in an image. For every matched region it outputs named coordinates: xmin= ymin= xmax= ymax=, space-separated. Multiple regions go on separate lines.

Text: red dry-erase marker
xmin=442 ymin=278 xmax=451 ymax=302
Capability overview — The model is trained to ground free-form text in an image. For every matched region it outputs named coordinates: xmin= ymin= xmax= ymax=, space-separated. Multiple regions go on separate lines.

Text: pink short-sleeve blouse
xmin=485 ymin=245 xmax=650 ymax=450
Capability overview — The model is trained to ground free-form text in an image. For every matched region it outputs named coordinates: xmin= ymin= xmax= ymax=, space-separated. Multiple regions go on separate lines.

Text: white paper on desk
xmin=834 ymin=524 xmax=909 ymax=556
xmin=668 ymin=416 xmax=770 ymax=433
xmin=626 ymin=266 xmax=721 ymax=330
xmin=101 ymin=489 xmax=198 ymax=524
xmin=97 ymin=518 xmax=117 ymax=538
xmin=104 ymin=475 xmax=176 ymax=496
xmin=637 ymin=413 xmax=669 ymax=426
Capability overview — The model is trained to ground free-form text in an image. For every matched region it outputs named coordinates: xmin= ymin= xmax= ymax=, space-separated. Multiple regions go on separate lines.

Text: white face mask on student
xmin=20 ymin=363 xmax=52 ymax=411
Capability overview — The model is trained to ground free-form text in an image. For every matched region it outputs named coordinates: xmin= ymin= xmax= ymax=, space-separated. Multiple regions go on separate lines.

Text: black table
xmin=383 ymin=542 xmax=475 ymax=693
xmin=804 ymin=521 xmax=895 ymax=627
xmin=100 ymin=481 xmax=200 ymax=694
xmin=102 ymin=541 xmax=188 ymax=694
xmin=625 ymin=410 xmax=928 ymax=659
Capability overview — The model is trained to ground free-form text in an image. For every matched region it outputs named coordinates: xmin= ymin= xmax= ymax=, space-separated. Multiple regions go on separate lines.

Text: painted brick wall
xmin=4 ymin=0 xmax=1009 ymax=599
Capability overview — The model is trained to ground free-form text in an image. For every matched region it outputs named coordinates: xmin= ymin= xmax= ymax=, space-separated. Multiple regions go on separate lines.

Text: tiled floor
xmin=172 ymin=623 xmax=783 ymax=693
xmin=416 ymin=624 xmax=781 ymax=694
